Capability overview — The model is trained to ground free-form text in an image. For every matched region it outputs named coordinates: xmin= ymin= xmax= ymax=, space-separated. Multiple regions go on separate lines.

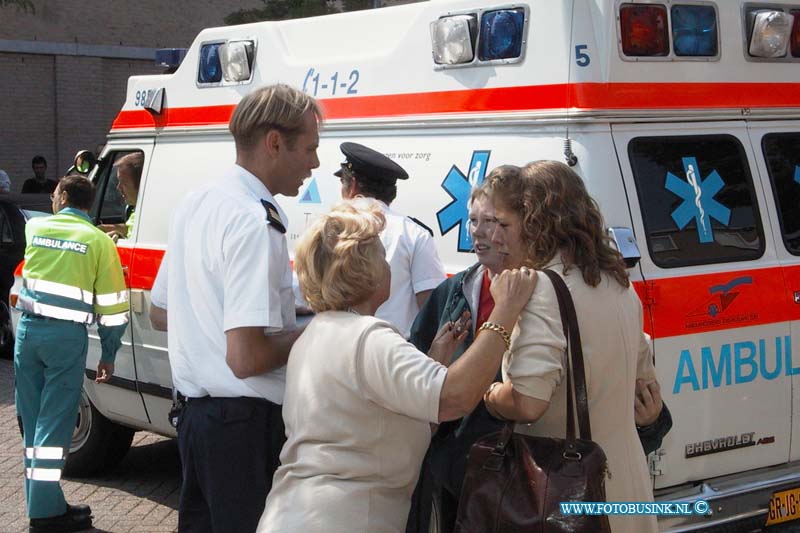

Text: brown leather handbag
xmin=453 ymin=270 xmax=611 ymax=533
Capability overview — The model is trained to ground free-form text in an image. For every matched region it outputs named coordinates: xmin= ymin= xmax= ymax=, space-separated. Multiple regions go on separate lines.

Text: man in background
xmin=22 ymin=156 xmax=57 ymax=194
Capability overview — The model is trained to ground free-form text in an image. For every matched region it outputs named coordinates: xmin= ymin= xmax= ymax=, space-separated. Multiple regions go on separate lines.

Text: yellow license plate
xmin=766 ymin=487 xmax=800 ymax=526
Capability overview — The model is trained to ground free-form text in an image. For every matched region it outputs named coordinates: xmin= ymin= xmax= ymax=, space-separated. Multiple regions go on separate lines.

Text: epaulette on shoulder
xmin=260 ymin=199 xmax=286 ymax=234
xmin=408 ymin=216 xmax=434 ymax=237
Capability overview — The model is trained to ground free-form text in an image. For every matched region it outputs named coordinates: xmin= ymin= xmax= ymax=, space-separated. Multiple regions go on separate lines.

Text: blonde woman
xmin=258 ymin=201 xmax=536 ymax=533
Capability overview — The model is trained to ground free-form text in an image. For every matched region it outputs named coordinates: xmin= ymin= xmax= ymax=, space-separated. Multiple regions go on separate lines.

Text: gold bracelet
xmin=478 ymin=321 xmax=511 ymax=351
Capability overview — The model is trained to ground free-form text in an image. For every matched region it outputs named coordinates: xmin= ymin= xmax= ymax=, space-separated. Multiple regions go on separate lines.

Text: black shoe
xmin=29 ymin=505 xmax=93 ymax=533
xmin=66 ymin=504 xmax=91 ymax=517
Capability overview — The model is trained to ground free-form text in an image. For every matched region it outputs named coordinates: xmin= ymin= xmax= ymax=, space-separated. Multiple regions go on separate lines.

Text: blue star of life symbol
xmin=794 ymin=165 xmax=800 ymax=185
xmin=665 ymin=156 xmax=731 ymax=244
xmin=436 ymin=151 xmax=491 ymax=252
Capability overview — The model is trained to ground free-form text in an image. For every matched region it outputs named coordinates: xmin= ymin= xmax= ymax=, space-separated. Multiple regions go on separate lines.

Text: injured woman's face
xmin=468 ymin=196 xmax=503 ymax=275
xmin=490 ymin=201 xmax=527 ymax=270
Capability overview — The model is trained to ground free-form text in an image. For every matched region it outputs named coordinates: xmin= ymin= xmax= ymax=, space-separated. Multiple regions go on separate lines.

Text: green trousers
xmin=14 ymin=314 xmax=87 ymax=519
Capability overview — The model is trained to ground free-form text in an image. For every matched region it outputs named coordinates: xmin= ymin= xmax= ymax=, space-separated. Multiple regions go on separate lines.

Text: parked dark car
xmin=0 ymin=194 xmax=50 ymax=359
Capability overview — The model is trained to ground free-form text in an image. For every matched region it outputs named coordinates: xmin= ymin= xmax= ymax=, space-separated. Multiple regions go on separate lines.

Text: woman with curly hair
xmin=257 ymin=200 xmax=536 ymax=533
xmin=482 ymin=161 xmax=658 ymax=533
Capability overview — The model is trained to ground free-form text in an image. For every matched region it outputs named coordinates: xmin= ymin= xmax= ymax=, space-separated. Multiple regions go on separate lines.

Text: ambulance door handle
xmin=794 ymin=291 xmax=800 ymax=305
xmin=130 ymin=289 xmax=144 ymax=314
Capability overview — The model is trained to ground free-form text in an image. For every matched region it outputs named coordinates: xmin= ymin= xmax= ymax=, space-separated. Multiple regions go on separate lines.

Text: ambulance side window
xmin=762 ymin=133 xmax=800 ymax=255
xmin=628 ymin=135 xmax=764 ymax=268
xmin=91 ymin=151 xmax=143 ymax=225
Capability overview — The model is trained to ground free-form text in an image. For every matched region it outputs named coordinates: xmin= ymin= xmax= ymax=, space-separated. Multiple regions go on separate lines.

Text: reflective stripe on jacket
xmin=18 ymin=207 xmax=129 ymax=362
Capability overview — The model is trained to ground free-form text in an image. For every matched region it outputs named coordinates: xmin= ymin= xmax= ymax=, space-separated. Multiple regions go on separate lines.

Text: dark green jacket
xmin=409 ymin=263 xmax=504 ymax=498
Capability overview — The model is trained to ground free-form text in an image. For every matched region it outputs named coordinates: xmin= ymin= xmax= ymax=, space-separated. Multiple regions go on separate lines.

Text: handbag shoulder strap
xmin=543 ymin=269 xmax=592 ymax=442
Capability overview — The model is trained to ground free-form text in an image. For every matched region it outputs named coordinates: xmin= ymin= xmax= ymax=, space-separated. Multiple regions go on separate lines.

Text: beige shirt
xmin=504 ymin=262 xmax=657 ymax=533
xmin=258 ymin=312 xmax=447 ymax=533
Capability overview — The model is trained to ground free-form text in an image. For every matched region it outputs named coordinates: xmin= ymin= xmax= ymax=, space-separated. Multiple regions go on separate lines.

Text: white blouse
xmin=258 ymin=311 xmax=447 ymax=533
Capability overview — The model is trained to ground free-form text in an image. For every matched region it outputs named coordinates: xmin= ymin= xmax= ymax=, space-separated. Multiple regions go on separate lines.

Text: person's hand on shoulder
xmin=489 ymin=267 xmax=538 ymax=325
xmin=428 ymin=310 xmax=470 ymax=365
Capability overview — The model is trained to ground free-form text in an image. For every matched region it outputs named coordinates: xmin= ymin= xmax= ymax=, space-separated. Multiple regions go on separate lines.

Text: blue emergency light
xmin=478 ymin=8 xmax=525 ymax=61
xmin=199 ymin=43 xmax=222 ymax=84
xmin=671 ymin=5 xmax=718 ymax=56
xmin=155 ymin=48 xmax=187 ymax=69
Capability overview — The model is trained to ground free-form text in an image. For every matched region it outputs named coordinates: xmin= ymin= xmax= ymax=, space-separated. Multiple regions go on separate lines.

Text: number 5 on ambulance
xmin=9 ymin=0 xmax=800 ymax=530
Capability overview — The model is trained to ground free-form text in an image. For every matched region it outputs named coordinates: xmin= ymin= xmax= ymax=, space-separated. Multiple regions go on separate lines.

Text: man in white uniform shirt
xmin=155 ymin=84 xmax=321 ymax=533
xmin=337 ymin=142 xmax=446 ymax=338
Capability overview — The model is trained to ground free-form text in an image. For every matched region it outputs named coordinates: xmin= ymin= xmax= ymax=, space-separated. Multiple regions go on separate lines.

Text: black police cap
xmin=333 ymin=142 xmax=409 ymax=182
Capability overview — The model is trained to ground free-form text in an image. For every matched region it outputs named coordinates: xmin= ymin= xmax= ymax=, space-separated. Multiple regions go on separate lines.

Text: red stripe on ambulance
xmin=110 ymin=82 xmax=800 ymax=131
xmin=118 ymin=245 xmax=799 ymax=342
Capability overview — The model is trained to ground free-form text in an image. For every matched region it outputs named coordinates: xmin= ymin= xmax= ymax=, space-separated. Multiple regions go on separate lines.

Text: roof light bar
xmin=155 ymin=48 xmax=187 ymax=70
xmin=747 ymin=9 xmax=793 ymax=58
xmin=198 ymin=43 xmax=222 ymax=84
xmin=791 ymin=10 xmax=800 ymax=57
xmin=478 ymin=8 xmax=525 ymax=61
xmin=671 ymin=5 xmax=717 ymax=56
xmin=619 ymin=4 xmax=669 ymax=57
xmin=430 ymin=15 xmax=477 ymax=65
xmin=219 ymin=40 xmax=254 ymax=82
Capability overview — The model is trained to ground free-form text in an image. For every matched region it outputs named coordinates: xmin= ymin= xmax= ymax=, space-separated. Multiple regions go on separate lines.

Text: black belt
xmin=177 ymin=392 xmax=273 ymax=405
xmin=176 ymin=391 xmax=207 ymax=403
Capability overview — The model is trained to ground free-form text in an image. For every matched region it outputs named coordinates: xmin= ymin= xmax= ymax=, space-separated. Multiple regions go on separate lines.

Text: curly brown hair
xmin=486 ymin=160 xmax=629 ymax=288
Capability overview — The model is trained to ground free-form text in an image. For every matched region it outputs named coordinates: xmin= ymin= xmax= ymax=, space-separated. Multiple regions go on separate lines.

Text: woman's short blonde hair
xmin=229 ymin=83 xmax=322 ymax=151
xmin=295 ymin=200 xmax=386 ymax=312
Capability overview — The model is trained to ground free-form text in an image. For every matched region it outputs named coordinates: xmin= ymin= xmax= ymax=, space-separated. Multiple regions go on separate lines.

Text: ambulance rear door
xmin=611 ymin=121 xmax=791 ymax=489
xmin=746 ymin=121 xmax=800 ymax=462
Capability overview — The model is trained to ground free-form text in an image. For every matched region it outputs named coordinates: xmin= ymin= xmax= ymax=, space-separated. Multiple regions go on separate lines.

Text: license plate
xmin=766 ymin=487 xmax=800 ymax=526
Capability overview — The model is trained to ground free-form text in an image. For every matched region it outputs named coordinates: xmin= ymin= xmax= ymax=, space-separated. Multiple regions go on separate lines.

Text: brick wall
xmin=0 ymin=53 xmax=160 ymax=190
xmin=0 ymin=0 xmax=264 ymax=191
xmin=0 ymin=0 xmax=264 ymax=48
xmin=0 ymin=52 xmax=57 ymax=190
xmin=0 ymin=0 xmax=417 ymax=191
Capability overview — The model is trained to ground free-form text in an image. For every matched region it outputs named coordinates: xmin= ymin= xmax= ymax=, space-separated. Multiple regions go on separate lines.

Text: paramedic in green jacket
xmin=15 ymin=174 xmax=129 ymax=533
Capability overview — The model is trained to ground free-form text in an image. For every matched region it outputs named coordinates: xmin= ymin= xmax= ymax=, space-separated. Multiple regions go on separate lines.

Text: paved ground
xmin=3 ymin=357 xmax=800 ymax=533
xmin=0 ymin=359 xmax=180 ymax=533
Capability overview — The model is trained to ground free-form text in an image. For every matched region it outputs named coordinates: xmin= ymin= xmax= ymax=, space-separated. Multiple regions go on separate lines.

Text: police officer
xmin=15 ymin=175 xmax=129 ymax=533
xmin=157 ymin=84 xmax=321 ymax=532
xmin=337 ymin=142 xmax=446 ymax=338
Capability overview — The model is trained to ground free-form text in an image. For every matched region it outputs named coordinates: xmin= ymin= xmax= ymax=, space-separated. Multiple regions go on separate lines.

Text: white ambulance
xmin=11 ymin=0 xmax=800 ymax=529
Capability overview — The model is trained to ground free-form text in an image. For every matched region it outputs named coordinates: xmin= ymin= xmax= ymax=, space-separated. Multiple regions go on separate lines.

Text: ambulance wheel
xmin=64 ymin=390 xmax=135 ymax=477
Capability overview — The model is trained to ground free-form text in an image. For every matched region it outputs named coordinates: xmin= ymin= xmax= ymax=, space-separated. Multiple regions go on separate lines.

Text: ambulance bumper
xmin=656 ymin=460 xmax=800 ymax=532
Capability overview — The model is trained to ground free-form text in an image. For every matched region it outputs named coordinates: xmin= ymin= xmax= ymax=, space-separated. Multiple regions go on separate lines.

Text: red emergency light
xmin=620 ymin=4 xmax=669 ymax=57
xmin=792 ymin=10 xmax=800 ymax=57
